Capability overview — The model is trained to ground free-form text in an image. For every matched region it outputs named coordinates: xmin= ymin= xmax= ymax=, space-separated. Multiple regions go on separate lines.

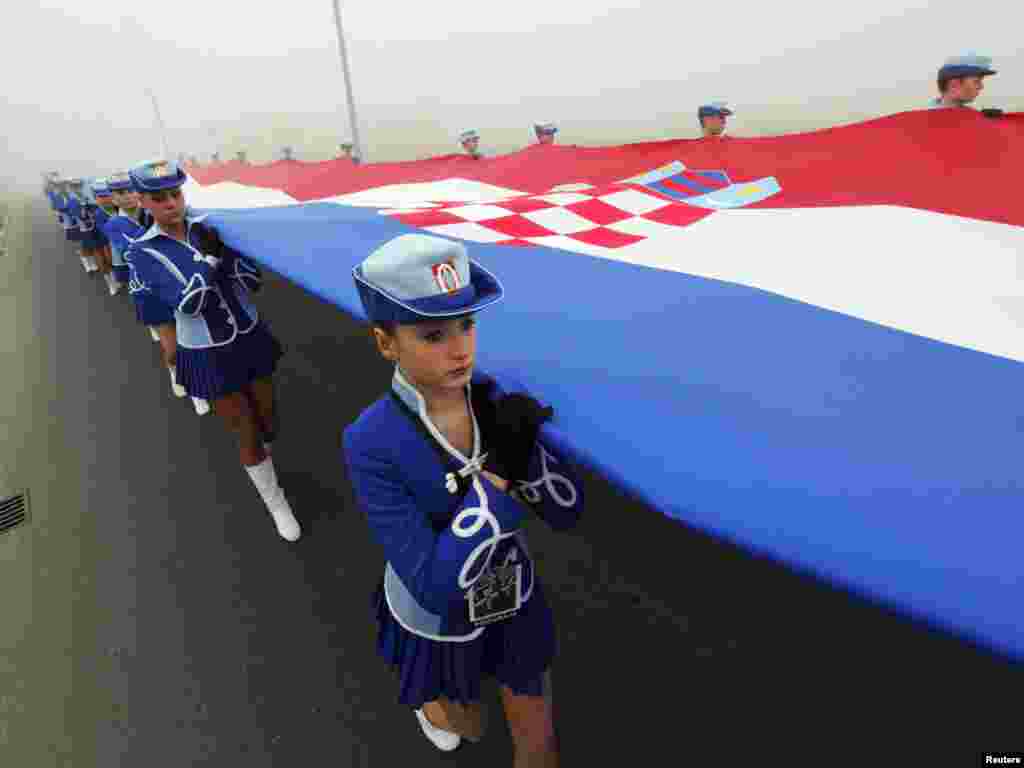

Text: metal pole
xmin=146 ymin=88 xmax=171 ymax=159
xmin=331 ymin=0 xmax=365 ymax=163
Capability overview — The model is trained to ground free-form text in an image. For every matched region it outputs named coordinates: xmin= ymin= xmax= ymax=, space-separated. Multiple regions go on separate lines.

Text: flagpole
xmin=330 ymin=0 xmax=365 ymax=163
xmin=146 ymin=88 xmax=170 ymax=159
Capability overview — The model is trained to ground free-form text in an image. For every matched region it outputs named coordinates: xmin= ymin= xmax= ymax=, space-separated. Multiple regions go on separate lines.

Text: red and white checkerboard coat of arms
xmin=379 ymin=164 xmax=782 ymax=252
xmin=431 ymin=261 xmax=461 ymax=293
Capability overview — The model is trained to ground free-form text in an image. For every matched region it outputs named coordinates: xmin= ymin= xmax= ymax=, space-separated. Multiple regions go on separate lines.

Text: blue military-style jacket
xmin=54 ymin=194 xmax=76 ymax=231
xmin=103 ymin=210 xmax=150 ymax=268
xmin=126 ymin=213 xmax=263 ymax=348
xmin=343 ymin=367 xmax=583 ymax=642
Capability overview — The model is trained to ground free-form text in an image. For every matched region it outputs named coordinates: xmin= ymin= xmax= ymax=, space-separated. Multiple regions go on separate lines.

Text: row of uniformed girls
xmin=44 ymin=163 xmax=296 ymax=534
xmin=104 ymin=172 xmax=213 ymax=414
xmin=44 ymin=174 xmax=211 ymax=415
xmin=47 ymin=178 xmax=98 ymax=274
xmin=44 ymin=160 xmax=585 ymax=764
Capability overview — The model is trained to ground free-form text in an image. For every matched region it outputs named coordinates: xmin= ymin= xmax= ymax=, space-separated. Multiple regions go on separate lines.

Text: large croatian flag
xmin=185 ymin=109 xmax=1024 ymax=660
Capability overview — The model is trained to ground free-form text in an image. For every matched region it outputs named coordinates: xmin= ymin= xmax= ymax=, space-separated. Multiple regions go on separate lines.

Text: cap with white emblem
xmin=353 ymin=234 xmax=503 ymax=325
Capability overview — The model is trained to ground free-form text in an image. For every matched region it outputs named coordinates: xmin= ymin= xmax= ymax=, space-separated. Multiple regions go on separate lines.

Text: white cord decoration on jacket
xmin=515 ymin=444 xmax=577 ymax=508
xmin=445 ymin=451 xmax=489 ymax=494
xmin=193 ymin=251 xmax=221 ymax=269
xmin=232 ymin=258 xmax=263 ymax=291
xmin=453 ymin=474 xmax=519 ymax=590
xmin=127 ymin=265 xmax=147 ymax=295
xmin=177 ymin=272 xmax=217 ymax=315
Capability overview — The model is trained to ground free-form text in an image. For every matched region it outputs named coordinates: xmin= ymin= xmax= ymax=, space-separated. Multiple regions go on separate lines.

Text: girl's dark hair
xmin=368 ymin=313 xmax=473 ymax=344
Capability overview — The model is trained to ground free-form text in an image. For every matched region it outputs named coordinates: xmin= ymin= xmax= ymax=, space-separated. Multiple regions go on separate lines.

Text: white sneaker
xmin=414 ymin=709 xmax=461 ymax=752
xmin=191 ymin=397 xmax=210 ymax=416
xmin=86 ymin=256 xmax=99 ymax=272
xmin=148 ymin=326 xmax=161 ymax=342
xmin=80 ymin=256 xmax=90 ymax=272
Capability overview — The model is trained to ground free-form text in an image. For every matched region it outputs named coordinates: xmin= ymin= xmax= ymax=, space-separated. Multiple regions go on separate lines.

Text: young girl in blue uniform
xmin=80 ymin=180 xmax=120 ymax=295
xmin=125 ymin=159 xmax=299 ymax=541
xmin=106 ymin=173 xmax=154 ymax=317
xmin=51 ymin=180 xmax=73 ymax=242
xmin=59 ymin=180 xmax=95 ymax=273
xmin=105 ymin=171 xmax=208 ymax=411
xmin=342 ymin=234 xmax=583 ymax=764
xmin=90 ymin=179 xmax=116 ymax=269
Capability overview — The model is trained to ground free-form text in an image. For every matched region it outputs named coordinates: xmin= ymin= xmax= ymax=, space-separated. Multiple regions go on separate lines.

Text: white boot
xmin=148 ymin=326 xmax=161 ymax=342
xmin=245 ymin=457 xmax=301 ymax=541
xmin=168 ymin=366 xmax=187 ymax=398
xmin=191 ymin=397 xmax=210 ymax=416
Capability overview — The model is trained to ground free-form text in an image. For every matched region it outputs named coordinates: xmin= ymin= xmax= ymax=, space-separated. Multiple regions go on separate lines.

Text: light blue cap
xmin=698 ymin=101 xmax=733 ymax=120
xmin=107 ymin=172 xmax=133 ymax=191
xmin=353 ymin=234 xmax=503 ymax=325
xmin=129 ymin=159 xmax=187 ymax=192
xmin=938 ymin=53 xmax=996 ymax=79
xmin=534 ymin=122 xmax=558 ymax=134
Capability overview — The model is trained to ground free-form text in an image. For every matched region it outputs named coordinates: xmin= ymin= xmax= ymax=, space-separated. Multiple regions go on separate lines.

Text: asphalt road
xmin=5 ymin=199 xmax=1021 ymax=767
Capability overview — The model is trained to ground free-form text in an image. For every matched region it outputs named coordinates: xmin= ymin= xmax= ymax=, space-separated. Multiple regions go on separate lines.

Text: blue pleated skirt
xmin=373 ymin=578 xmax=555 ymax=709
xmin=131 ymin=292 xmax=174 ymax=327
xmin=81 ymin=231 xmax=105 ymax=250
xmin=174 ymin=322 xmax=283 ymax=400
